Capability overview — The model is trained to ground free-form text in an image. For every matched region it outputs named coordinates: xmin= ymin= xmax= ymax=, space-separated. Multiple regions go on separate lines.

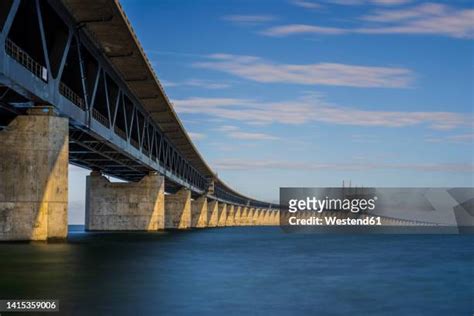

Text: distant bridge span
xmin=0 ymin=0 xmax=279 ymax=240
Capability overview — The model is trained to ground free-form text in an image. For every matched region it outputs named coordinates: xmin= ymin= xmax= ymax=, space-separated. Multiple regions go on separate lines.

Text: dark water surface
xmin=0 ymin=226 xmax=472 ymax=315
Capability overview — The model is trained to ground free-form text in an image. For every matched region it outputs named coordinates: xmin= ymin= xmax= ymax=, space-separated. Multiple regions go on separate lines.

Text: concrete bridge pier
xmin=0 ymin=108 xmax=68 ymax=241
xmin=165 ymin=188 xmax=191 ymax=229
xmin=263 ymin=210 xmax=270 ymax=225
xmin=217 ymin=203 xmax=227 ymax=227
xmin=85 ymin=171 xmax=165 ymax=231
xmin=254 ymin=208 xmax=261 ymax=225
xmin=234 ymin=206 xmax=242 ymax=226
xmin=225 ymin=205 xmax=235 ymax=226
xmin=191 ymin=196 xmax=208 ymax=228
xmin=241 ymin=207 xmax=249 ymax=226
xmin=258 ymin=209 xmax=267 ymax=225
xmin=264 ymin=210 xmax=272 ymax=225
xmin=272 ymin=210 xmax=280 ymax=226
xmin=247 ymin=208 xmax=255 ymax=226
xmin=207 ymin=200 xmax=219 ymax=227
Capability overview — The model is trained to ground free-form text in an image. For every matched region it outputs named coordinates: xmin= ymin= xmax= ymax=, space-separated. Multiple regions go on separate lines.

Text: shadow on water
xmin=0 ymin=226 xmax=472 ymax=315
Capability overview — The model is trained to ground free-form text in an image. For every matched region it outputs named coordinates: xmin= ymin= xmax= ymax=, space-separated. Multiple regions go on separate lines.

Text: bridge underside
xmin=0 ymin=111 xmax=279 ymax=240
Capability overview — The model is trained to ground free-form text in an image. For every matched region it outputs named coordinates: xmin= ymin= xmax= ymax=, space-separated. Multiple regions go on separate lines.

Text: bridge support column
xmin=234 ymin=206 xmax=242 ymax=226
xmin=85 ymin=172 xmax=164 ymax=231
xmin=191 ymin=195 xmax=208 ymax=228
xmin=254 ymin=209 xmax=262 ymax=225
xmin=165 ymin=188 xmax=191 ymax=229
xmin=208 ymin=200 xmax=219 ymax=227
xmin=275 ymin=210 xmax=281 ymax=226
xmin=271 ymin=210 xmax=280 ymax=226
xmin=247 ymin=208 xmax=255 ymax=226
xmin=240 ymin=207 xmax=248 ymax=226
xmin=0 ymin=109 xmax=68 ymax=241
xmin=217 ymin=203 xmax=227 ymax=227
xmin=268 ymin=210 xmax=276 ymax=225
xmin=252 ymin=208 xmax=260 ymax=225
xmin=225 ymin=205 xmax=235 ymax=226
xmin=260 ymin=209 xmax=270 ymax=226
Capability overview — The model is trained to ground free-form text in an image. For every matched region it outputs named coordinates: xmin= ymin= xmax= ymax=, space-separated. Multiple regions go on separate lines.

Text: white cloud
xmin=194 ymin=54 xmax=413 ymax=88
xmin=160 ymin=79 xmax=179 ymax=87
xmin=228 ymin=131 xmax=279 ymax=140
xmin=173 ymin=97 xmax=255 ymax=109
xmin=328 ymin=0 xmax=412 ymax=5
xmin=262 ymin=3 xmax=474 ymax=39
xmin=172 ymin=94 xmax=471 ymax=130
xmin=425 ymin=133 xmax=474 ymax=144
xmin=215 ymin=125 xmax=279 ymax=140
xmin=162 ymin=79 xmax=230 ymax=89
xmin=186 ymin=79 xmax=230 ymax=89
xmin=291 ymin=0 xmax=322 ymax=9
xmin=213 ymin=158 xmax=473 ymax=173
xmin=222 ymin=15 xmax=277 ymax=25
xmin=362 ymin=3 xmax=447 ymax=22
xmin=359 ymin=3 xmax=474 ymax=39
xmin=370 ymin=0 xmax=412 ymax=5
xmin=188 ymin=132 xmax=206 ymax=141
xmin=261 ymin=24 xmax=347 ymax=36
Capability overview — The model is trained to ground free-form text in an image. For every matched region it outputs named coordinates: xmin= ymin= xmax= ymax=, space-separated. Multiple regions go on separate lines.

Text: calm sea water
xmin=0 ymin=226 xmax=472 ymax=315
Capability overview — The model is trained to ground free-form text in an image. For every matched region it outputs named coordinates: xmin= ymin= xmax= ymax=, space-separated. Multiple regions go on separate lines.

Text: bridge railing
xmin=92 ymin=108 xmax=109 ymax=127
xmin=5 ymin=38 xmax=48 ymax=82
xmin=59 ymin=82 xmax=86 ymax=110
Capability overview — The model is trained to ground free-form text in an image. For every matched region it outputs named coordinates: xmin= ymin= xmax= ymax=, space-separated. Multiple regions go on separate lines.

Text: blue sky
xmin=69 ymin=0 xmax=473 ymax=223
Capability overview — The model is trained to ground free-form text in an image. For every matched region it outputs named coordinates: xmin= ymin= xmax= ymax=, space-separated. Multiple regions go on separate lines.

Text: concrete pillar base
xmin=240 ymin=207 xmax=249 ymax=226
xmin=225 ymin=205 xmax=235 ymax=226
xmin=0 ymin=110 xmax=68 ymax=241
xmin=208 ymin=200 xmax=219 ymax=227
xmin=253 ymin=209 xmax=261 ymax=225
xmin=165 ymin=188 xmax=191 ymax=229
xmin=234 ymin=206 xmax=242 ymax=226
xmin=217 ymin=203 xmax=227 ymax=227
xmin=247 ymin=208 xmax=255 ymax=225
xmin=260 ymin=209 xmax=268 ymax=225
xmin=85 ymin=172 xmax=165 ymax=231
xmin=191 ymin=195 xmax=208 ymax=228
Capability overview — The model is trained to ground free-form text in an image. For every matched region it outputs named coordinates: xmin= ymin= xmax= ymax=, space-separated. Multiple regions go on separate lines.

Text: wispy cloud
xmin=194 ymin=54 xmax=413 ymax=88
xmin=368 ymin=0 xmax=412 ymax=5
xmin=213 ymin=158 xmax=474 ymax=173
xmin=147 ymin=50 xmax=207 ymax=58
xmin=215 ymin=125 xmax=279 ymax=140
xmin=425 ymin=133 xmax=474 ymax=144
xmin=222 ymin=14 xmax=277 ymax=25
xmin=328 ymin=0 xmax=412 ymax=5
xmin=262 ymin=3 xmax=474 ymax=39
xmin=188 ymin=132 xmax=206 ymax=141
xmin=261 ymin=24 xmax=346 ymax=36
xmin=291 ymin=0 xmax=322 ymax=9
xmin=362 ymin=3 xmax=447 ymax=22
xmin=359 ymin=3 xmax=474 ymax=38
xmin=162 ymin=79 xmax=230 ymax=89
xmin=172 ymin=94 xmax=471 ymax=130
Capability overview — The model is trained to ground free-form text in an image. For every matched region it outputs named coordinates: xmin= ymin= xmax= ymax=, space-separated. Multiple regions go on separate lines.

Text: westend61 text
xmin=288 ymin=216 xmax=382 ymax=226
xmin=288 ymin=196 xmax=377 ymax=213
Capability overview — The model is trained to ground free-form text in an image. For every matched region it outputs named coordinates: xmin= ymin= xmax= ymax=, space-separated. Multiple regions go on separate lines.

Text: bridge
xmin=0 ymin=0 xmax=280 ymax=241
